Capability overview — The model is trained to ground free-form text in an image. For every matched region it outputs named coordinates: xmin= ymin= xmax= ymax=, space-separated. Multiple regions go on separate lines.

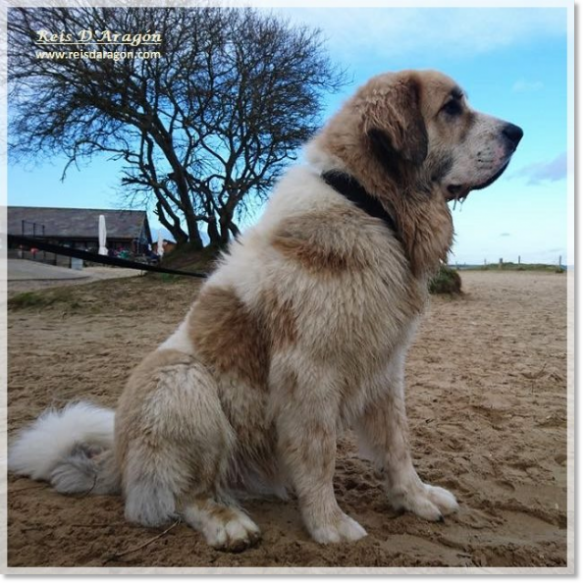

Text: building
xmin=8 ymin=206 xmax=153 ymax=265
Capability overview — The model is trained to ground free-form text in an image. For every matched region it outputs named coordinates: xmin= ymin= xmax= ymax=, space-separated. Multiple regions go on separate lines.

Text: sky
xmin=7 ymin=3 xmax=572 ymax=265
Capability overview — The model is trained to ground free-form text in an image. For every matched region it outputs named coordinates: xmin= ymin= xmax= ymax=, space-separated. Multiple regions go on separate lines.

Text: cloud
xmin=272 ymin=7 xmax=567 ymax=66
xmin=512 ymin=79 xmax=544 ymax=93
xmin=500 ymin=232 xmax=511 ymax=237
xmin=512 ymin=152 xmax=569 ymax=185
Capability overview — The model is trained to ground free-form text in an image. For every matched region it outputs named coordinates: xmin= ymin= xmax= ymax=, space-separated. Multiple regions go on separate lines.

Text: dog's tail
xmin=8 ymin=401 xmax=121 ymax=495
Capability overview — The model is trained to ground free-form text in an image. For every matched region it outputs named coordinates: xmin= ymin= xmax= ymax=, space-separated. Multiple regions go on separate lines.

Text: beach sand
xmin=6 ymin=270 xmax=569 ymax=569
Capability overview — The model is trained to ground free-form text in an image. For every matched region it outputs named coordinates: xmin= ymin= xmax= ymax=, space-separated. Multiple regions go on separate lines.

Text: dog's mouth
xmin=471 ymin=161 xmax=510 ymax=191
xmin=446 ymin=161 xmax=511 ymax=204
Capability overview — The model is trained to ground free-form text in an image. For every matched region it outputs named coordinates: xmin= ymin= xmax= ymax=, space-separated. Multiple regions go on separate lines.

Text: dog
xmin=9 ymin=70 xmax=522 ymax=552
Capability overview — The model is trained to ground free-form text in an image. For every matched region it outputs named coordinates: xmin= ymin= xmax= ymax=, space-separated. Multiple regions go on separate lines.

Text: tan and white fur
xmin=9 ymin=70 xmax=522 ymax=551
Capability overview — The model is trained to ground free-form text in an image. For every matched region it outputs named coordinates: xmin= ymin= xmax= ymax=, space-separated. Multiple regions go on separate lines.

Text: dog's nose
xmin=502 ymin=123 xmax=524 ymax=148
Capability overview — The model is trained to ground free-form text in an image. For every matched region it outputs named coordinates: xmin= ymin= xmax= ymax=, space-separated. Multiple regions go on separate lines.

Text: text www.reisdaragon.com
xmin=35 ymin=49 xmax=162 ymax=61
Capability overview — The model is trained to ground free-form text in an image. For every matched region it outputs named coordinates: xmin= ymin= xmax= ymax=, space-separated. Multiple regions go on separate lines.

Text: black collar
xmin=321 ymin=171 xmax=401 ymax=240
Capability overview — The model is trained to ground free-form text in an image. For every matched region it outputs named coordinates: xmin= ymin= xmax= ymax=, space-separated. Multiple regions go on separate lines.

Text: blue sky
xmin=8 ymin=5 xmax=572 ymax=265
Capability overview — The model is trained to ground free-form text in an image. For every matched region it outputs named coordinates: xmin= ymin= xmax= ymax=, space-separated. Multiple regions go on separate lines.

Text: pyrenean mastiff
xmin=10 ymin=70 xmax=523 ymax=552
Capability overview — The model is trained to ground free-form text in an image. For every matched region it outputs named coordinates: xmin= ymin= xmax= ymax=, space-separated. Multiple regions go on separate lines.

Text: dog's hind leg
xmin=180 ymin=495 xmax=261 ymax=552
xmin=117 ymin=351 xmax=235 ymax=526
xmin=122 ymin=347 xmax=284 ymax=551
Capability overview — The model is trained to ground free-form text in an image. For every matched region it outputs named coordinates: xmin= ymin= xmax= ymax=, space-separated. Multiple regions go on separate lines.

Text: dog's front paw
xmin=309 ymin=512 xmax=367 ymax=544
xmin=390 ymin=482 xmax=459 ymax=522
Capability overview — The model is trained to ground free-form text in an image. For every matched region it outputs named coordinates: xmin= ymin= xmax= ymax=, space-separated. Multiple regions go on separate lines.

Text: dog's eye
xmin=441 ymin=99 xmax=462 ymax=117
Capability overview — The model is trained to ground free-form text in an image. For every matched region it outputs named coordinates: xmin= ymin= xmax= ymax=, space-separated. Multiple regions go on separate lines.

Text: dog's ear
xmin=363 ymin=76 xmax=428 ymax=167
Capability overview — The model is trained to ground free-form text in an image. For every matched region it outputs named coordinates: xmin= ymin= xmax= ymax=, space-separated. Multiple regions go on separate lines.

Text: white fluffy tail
xmin=8 ymin=401 xmax=115 ymax=483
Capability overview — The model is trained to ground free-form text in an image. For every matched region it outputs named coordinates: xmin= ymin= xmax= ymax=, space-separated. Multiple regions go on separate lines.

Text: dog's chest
xmin=290 ymin=261 xmax=426 ymax=371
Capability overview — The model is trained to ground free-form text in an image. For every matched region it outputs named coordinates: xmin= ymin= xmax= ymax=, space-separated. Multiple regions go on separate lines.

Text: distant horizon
xmin=7 ymin=199 xmax=572 ymax=269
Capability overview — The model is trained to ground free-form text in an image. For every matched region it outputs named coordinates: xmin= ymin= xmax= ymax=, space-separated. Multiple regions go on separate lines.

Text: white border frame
xmin=0 ymin=0 xmax=575 ymax=576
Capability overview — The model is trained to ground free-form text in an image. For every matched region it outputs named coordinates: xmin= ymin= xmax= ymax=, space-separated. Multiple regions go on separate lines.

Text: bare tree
xmin=8 ymin=6 xmax=343 ymax=249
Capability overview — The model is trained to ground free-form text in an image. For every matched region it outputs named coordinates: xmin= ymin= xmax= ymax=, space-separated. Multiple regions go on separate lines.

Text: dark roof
xmin=8 ymin=207 xmax=151 ymax=242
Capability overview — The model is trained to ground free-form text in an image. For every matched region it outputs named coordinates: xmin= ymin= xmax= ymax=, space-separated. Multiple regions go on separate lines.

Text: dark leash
xmin=7 ymin=234 xmax=208 ymax=279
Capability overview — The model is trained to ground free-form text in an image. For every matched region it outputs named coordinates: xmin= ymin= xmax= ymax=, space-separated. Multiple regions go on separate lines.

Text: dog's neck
xmin=320 ymin=170 xmax=403 ymax=243
xmin=307 ymin=137 xmax=454 ymax=279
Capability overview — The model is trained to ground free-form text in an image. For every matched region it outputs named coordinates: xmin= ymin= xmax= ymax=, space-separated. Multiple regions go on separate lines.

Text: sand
xmin=6 ymin=270 xmax=569 ymax=569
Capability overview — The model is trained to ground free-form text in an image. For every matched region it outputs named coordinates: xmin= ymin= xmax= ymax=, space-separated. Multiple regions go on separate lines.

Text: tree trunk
xmin=186 ymin=217 xmax=204 ymax=250
xmin=207 ymin=219 xmax=222 ymax=248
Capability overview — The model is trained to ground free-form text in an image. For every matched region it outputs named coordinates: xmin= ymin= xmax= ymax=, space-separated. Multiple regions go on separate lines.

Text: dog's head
xmin=360 ymin=70 xmax=523 ymax=200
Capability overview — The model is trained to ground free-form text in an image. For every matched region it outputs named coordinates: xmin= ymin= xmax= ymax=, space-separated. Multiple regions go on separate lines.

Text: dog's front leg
xmin=275 ymin=374 xmax=367 ymax=543
xmin=357 ymin=362 xmax=459 ymax=522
